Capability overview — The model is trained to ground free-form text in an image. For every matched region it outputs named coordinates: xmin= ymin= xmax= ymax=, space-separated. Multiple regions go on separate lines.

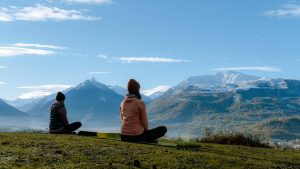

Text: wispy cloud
xmin=142 ymin=85 xmax=170 ymax=96
xmin=118 ymin=57 xmax=191 ymax=63
xmin=0 ymin=46 xmax=55 ymax=57
xmin=263 ymin=4 xmax=300 ymax=17
xmin=0 ymin=11 xmax=13 ymax=21
xmin=96 ymin=54 xmax=109 ymax=60
xmin=0 ymin=66 xmax=8 ymax=69
xmin=18 ymin=84 xmax=73 ymax=99
xmin=18 ymin=85 xmax=73 ymax=90
xmin=96 ymin=55 xmax=190 ymax=64
xmin=19 ymin=91 xmax=52 ymax=99
xmin=0 ymin=5 xmax=100 ymax=22
xmin=96 ymin=54 xmax=114 ymax=63
xmin=12 ymin=43 xmax=66 ymax=49
xmin=65 ymin=0 xmax=113 ymax=4
xmin=0 ymin=43 xmax=67 ymax=57
xmin=213 ymin=66 xmax=281 ymax=72
xmin=87 ymin=71 xmax=110 ymax=75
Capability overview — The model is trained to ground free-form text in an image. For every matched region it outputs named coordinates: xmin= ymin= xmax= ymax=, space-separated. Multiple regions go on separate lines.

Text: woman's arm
xmin=120 ymin=101 xmax=124 ymax=121
xmin=120 ymin=107 xmax=123 ymax=121
xmin=139 ymin=101 xmax=149 ymax=130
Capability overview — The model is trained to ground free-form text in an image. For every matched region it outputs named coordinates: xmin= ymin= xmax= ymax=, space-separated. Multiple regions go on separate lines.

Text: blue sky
xmin=0 ymin=0 xmax=300 ymax=100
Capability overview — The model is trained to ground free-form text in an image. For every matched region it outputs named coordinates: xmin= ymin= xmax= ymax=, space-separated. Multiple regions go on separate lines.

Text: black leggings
xmin=53 ymin=122 xmax=82 ymax=134
xmin=121 ymin=126 xmax=167 ymax=143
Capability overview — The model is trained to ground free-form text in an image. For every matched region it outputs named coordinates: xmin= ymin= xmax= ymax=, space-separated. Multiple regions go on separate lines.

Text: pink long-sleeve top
xmin=120 ymin=96 xmax=148 ymax=136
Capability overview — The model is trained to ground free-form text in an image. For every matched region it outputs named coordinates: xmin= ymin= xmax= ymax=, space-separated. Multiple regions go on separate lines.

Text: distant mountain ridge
xmin=147 ymin=71 xmax=300 ymax=140
xmin=2 ymin=72 xmax=300 ymax=141
xmin=0 ymin=99 xmax=27 ymax=116
xmin=142 ymin=85 xmax=170 ymax=99
xmin=108 ymin=85 xmax=127 ymax=96
xmin=108 ymin=85 xmax=152 ymax=103
xmin=167 ymin=71 xmax=260 ymax=95
xmin=23 ymin=78 xmax=124 ymax=128
xmin=8 ymin=81 xmax=162 ymax=113
xmin=178 ymin=71 xmax=260 ymax=87
xmin=6 ymin=97 xmax=43 ymax=113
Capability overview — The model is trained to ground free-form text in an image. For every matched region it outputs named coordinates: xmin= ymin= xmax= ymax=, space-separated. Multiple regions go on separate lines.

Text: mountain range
xmin=1 ymin=72 xmax=300 ymax=141
xmin=23 ymin=79 xmax=125 ymax=128
xmin=147 ymin=71 xmax=300 ymax=139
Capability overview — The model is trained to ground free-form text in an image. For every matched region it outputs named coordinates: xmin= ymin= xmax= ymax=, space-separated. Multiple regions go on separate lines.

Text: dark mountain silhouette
xmin=26 ymin=78 xmax=124 ymax=127
xmin=0 ymin=99 xmax=27 ymax=116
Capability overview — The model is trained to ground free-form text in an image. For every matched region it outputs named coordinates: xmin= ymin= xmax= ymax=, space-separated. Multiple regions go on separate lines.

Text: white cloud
xmin=0 ymin=66 xmax=8 ymax=69
xmin=0 ymin=5 xmax=100 ymax=22
xmin=0 ymin=46 xmax=55 ymax=57
xmin=263 ymin=4 xmax=300 ymax=17
xmin=0 ymin=11 xmax=13 ymax=21
xmin=96 ymin=54 xmax=191 ymax=64
xmin=142 ymin=85 xmax=170 ymax=96
xmin=96 ymin=54 xmax=114 ymax=63
xmin=19 ymin=91 xmax=52 ymax=99
xmin=118 ymin=57 xmax=190 ymax=63
xmin=18 ymin=85 xmax=73 ymax=90
xmin=18 ymin=85 xmax=73 ymax=99
xmin=213 ymin=66 xmax=281 ymax=72
xmin=87 ymin=71 xmax=110 ymax=75
xmin=66 ymin=0 xmax=113 ymax=4
xmin=13 ymin=43 xmax=66 ymax=49
xmin=0 ymin=43 xmax=66 ymax=57
xmin=97 ymin=54 xmax=109 ymax=59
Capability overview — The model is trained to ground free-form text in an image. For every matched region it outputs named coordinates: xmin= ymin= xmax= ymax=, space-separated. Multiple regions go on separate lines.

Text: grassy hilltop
xmin=0 ymin=133 xmax=300 ymax=169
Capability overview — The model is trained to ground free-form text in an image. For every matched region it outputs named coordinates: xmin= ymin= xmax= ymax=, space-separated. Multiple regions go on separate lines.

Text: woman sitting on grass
xmin=120 ymin=79 xmax=167 ymax=143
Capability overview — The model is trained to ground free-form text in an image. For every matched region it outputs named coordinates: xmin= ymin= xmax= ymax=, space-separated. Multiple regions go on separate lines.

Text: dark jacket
xmin=49 ymin=102 xmax=68 ymax=132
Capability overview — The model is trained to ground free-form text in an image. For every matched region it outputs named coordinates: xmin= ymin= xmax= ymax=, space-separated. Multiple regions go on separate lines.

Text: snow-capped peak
xmin=76 ymin=78 xmax=109 ymax=90
xmin=178 ymin=71 xmax=260 ymax=88
xmin=142 ymin=85 xmax=171 ymax=96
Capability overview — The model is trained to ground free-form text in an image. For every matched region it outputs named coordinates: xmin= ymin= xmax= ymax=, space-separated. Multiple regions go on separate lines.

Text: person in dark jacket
xmin=49 ymin=92 xmax=81 ymax=134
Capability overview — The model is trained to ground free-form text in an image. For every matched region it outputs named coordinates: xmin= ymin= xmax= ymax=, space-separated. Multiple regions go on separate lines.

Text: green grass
xmin=0 ymin=133 xmax=300 ymax=169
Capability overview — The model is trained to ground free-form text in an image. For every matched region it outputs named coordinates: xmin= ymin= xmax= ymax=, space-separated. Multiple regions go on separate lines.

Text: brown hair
xmin=127 ymin=79 xmax=141 ymax=100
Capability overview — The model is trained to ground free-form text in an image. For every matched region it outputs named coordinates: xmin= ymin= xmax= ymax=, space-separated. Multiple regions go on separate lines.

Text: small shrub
xmin=204 ymin=127 xmax=214 ymax=137
xmin=199 ymin=133 xmax=271 ymax=148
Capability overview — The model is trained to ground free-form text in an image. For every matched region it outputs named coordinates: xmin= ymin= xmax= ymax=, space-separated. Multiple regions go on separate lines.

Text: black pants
xmin=121 ymin=126 xmax=167 ymax=143
xmin=53 ymin=122 xmax=82 ymax=134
